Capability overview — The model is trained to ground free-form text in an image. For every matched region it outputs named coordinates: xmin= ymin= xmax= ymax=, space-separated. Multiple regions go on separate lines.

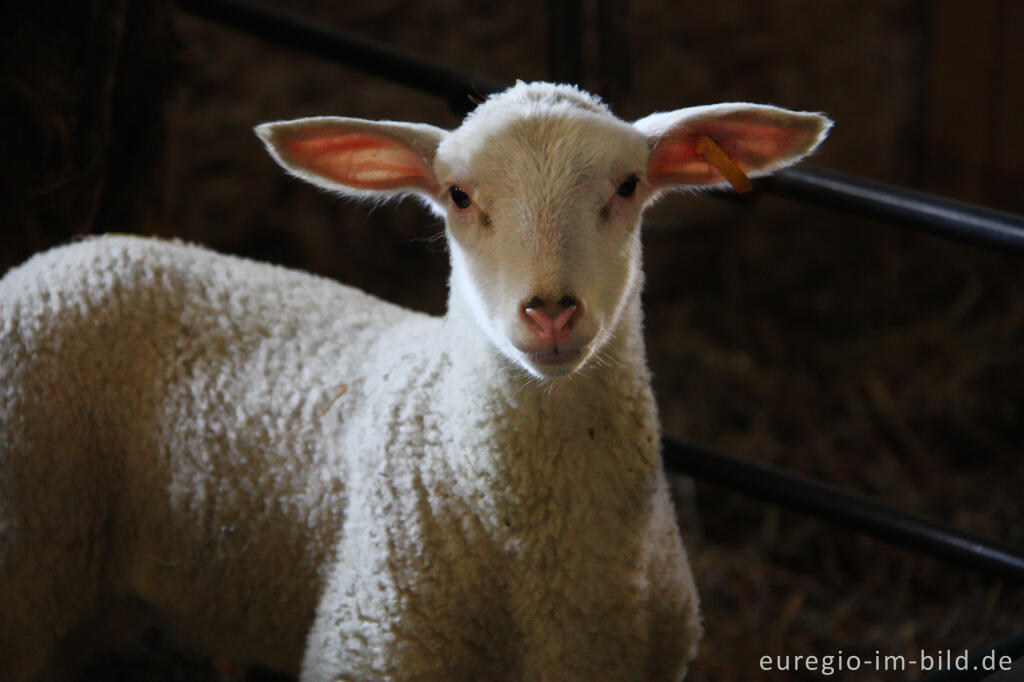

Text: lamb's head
xmin=256 ymin=81 xmax=830 ymax=380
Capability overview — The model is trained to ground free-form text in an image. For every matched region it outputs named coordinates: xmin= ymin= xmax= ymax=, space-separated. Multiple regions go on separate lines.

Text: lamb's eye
xmin=449 ymin=186 xmax=472 ymax=209
xmin=616 ymin=175 xmax=639 ymax=198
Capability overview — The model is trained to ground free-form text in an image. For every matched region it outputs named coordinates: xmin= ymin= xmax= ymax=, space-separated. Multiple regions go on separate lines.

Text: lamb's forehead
xmin=437 ymin=82 xmax=647 ymax=180
xmin=471 ymin=81 xmax=613 ymax=119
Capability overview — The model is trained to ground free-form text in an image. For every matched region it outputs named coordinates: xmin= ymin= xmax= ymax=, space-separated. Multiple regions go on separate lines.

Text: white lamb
xmin=0 ymin=81 xmax=829 ymax=681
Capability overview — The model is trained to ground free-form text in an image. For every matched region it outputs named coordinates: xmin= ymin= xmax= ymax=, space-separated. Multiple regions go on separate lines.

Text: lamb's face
xmin=436 ymin=112 xmax=651 ymax=380
xmin=256 ymin=82 xmax=830 ymax=383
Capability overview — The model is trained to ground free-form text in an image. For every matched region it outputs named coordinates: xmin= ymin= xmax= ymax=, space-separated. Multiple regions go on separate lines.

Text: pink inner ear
xmin=649 ymin=114 xmax=818 ymax=187
xmin=284 ymin=132 xmax=437 ymax=192
xmin=648 ymin=134 xmax=714 ymax=184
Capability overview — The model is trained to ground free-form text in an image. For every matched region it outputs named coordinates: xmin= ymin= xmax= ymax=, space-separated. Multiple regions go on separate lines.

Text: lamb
xmin=0 ymin=81 xmax=830 ymax=681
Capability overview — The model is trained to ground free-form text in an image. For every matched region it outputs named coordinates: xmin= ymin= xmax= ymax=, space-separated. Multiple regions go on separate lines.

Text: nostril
xmin=526 ymin=296 xmax=545 ymax=310
xmin=558 ymin=296 xmax=582 ymax=332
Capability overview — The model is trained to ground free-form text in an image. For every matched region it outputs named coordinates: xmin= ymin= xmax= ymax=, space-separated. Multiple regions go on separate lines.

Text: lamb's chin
xmin=514 ymin=347 xmax=590 ymax=380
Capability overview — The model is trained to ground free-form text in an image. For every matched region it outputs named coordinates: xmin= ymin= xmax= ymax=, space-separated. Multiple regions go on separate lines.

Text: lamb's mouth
xmin=528 ymin=347 xmax=584 ymax=366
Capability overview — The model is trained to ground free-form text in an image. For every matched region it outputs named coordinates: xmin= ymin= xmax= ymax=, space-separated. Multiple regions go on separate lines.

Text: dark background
xmin=3 ymin=1 xmax=1023 ymax=680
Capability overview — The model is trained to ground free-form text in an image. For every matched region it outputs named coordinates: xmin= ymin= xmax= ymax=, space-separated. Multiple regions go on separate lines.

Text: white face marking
xmin=257 ymin=83 xmax=830 ymax=384
xmin=437 ymin=110 xmax=650 ymax=380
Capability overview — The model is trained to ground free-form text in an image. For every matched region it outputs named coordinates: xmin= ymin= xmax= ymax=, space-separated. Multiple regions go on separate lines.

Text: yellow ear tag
xmin=696 ymin=135 xmax=753 ymax=194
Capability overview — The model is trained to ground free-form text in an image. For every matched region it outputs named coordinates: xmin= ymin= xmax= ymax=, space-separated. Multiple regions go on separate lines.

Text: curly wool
xmin=0 ymin=235 xmax=699 ymax=680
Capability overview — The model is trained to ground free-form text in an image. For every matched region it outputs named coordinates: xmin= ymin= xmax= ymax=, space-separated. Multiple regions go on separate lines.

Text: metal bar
xmin=762 ymin=164 xmax=1024 ymax=255
xmin=176 ymin=0 xmax=505 ymax=115
xmin=662 ymin=438 xmax=1024 ymax=585
xmin=177 ymin=0 xmax=1024 ymax=256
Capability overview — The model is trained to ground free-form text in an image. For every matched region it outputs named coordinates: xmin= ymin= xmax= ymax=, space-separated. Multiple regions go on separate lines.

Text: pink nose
xmin=521 ymin=296 xmax=581 ymax=347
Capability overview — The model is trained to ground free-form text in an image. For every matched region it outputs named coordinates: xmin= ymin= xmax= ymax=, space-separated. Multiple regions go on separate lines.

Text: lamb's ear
xmin=633 ymin=104 xmax=831 ymax=191
xmin=255 ymin=116 xmax=448 ymax=208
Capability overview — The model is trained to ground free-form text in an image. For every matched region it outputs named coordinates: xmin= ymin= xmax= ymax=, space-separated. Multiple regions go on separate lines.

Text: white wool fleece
xmin=0 ymin=236 xmax=698 ymax=680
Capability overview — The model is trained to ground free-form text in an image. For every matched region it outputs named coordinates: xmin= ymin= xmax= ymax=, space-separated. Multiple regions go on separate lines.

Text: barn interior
xmin=3 ymin=1 xmax=1023 ymax=680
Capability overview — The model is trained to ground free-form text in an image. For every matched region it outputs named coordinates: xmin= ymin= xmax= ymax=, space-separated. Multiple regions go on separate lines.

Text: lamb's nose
xmin=521 ymin=295 xmax=581 ymax=346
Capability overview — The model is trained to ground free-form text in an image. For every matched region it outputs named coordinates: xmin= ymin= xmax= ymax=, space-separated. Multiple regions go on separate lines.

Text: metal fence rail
xmin=179 ymin=0 xmax=1024 ymax=255
xmin=664 ymin=442 xmax=1024 ymax=585
xmin=763 ymin=165 xmax=1024 ymax=255
xmin=177 ymin=0 xmax=505 ymax=114
xmin=177 ymin=0 xmax=1024 ymax=585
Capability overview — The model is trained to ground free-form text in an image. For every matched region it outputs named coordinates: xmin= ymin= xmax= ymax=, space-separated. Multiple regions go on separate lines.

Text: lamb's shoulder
xmin=303 ymin=327 xmax=504 ymax=679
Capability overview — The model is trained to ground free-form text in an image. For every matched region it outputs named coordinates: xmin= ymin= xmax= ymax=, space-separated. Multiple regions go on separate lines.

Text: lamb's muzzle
xmin=521 ymin=294 xmax=581 ymax=348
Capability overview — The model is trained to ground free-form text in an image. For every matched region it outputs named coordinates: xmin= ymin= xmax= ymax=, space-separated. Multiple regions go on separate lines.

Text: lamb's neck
xmin=440 ymin=286 xmax=660 ymax=475
xmin=437 ymin=288 xmax=662 ymax=543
